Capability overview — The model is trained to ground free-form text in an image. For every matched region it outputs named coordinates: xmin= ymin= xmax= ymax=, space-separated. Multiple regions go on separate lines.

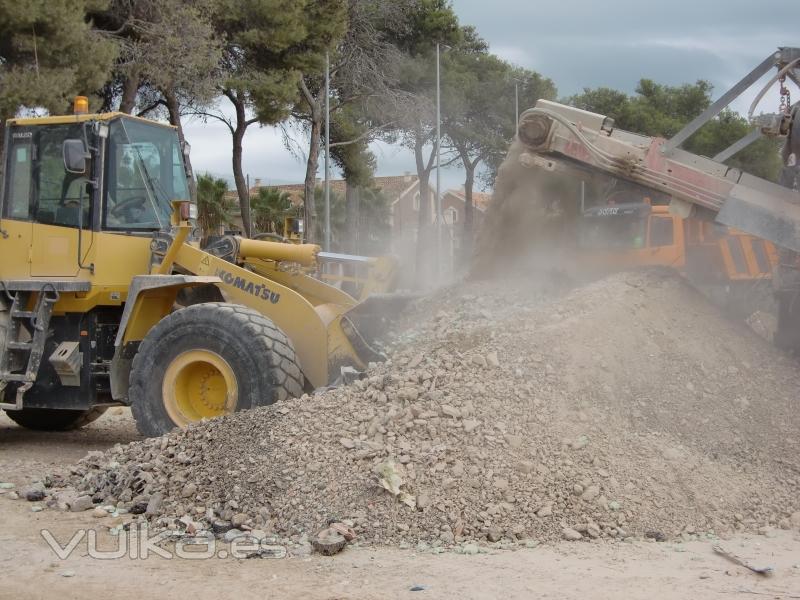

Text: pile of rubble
xmin=44 ymin=270 xmax=800 ymax=550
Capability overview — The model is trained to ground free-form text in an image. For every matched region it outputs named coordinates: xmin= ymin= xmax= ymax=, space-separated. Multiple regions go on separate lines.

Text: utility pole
xmin=324 ymin=51 xmax=331 ymax=252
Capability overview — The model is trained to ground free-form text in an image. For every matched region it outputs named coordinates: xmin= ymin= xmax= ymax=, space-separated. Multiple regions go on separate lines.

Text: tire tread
xmin=129 ymin=302 xmax=304 ymax=437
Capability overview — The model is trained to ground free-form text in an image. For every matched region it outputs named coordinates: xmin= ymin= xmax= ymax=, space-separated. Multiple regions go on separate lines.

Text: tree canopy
xmin=0 ymin=0 xmax=117 ymax=120
xmin=569 ymin=79 xmax=783 ymax=180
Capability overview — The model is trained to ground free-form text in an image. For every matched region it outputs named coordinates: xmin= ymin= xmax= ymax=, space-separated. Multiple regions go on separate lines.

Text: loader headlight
xmin=188 ymin=203 xmax=198 ymax=220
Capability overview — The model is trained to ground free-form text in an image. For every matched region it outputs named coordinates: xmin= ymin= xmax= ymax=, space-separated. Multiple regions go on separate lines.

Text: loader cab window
xmin=2 ymin=124 xmax=92 ymax=228
xmin=36 ymin=124 xmax=92 ymax=228
xmin=103 ymin=118 xmax=188 ymax=231
xmin=3 ymin=132 xmax=33 ymax=220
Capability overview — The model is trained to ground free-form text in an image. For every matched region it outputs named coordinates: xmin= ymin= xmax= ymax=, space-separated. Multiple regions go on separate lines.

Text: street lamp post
xmin=324 ymin=51 xmax=331 ymax=252
xmin=435 ymin=42 xmax=442 ymax=277
xmin=434 ymin=43 xmax=451 ymax=276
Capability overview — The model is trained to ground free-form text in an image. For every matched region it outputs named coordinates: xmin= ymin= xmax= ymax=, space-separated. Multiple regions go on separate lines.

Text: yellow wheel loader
xmin=0 ymin=99 xmax=386 ymax=436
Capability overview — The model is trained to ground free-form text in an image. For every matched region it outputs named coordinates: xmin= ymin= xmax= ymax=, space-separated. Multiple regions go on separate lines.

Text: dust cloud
xmin=471 ymin=138 xmax=584 ymax=283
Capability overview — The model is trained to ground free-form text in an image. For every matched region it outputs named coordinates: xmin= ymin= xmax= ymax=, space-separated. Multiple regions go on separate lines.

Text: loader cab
xmin=0 ymin=107 xmax=190 ymax=280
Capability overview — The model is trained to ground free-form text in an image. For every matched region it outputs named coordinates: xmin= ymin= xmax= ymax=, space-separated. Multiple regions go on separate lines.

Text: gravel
xmin=45 ymin=270 xmax=800 ymax=549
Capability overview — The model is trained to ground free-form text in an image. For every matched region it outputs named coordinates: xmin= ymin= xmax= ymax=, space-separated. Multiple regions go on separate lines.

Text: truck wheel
xmin=4 ymin=407 xmax=107 ymax=431
xmin=128 ymin=303 xmax=304 ymax=437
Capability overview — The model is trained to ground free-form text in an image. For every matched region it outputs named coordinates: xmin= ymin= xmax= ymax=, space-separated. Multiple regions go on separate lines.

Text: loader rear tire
xmin=128 ymin=303 xmax=304 ymax=437
xmin=4 ymin=407 xmax=107 ymax=431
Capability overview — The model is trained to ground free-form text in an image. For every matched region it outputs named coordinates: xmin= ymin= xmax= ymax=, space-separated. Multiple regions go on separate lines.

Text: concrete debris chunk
xmin=375 ymin=460 xmax=416 ymax=509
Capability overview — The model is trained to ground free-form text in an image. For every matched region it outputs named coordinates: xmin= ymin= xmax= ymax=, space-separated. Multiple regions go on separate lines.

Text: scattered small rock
xmin=68 ymin=495 xmax=94 ymax=512
xmin=440 ymin=405 xmax=461 ymax=419
xmin=471 ymin=355 xmax=487 ymax=368
xmin=181 ymin=483 xmax=197 ymax=498
xmin=129 ymin=501 xmax=148 ymax=515
xmin=463 ymin=419 xmax=480 ymax=433
xmin=416 ymin=493 xmax=431 ymax=510
xmin=145 ymin=493 xmax=163 ymax=516
xmin=645 ymin=530 xmax=667 ymax=542
xmin=231 ymin=513 xmax=249 ymax=528
xmin=571 ymin=435 xmax=589 ymax=450
xmin=223 ymin=529 xmax=244 ymax=543
xmin=24 ymin=489 xmax=45 ymax=502
xmin=486 ymin=527 xmax=503 ymax=543
xmin=581 ymin=485 xmax=600 ymax=502
xmin=460 ymin=543 xmax=479 ymax=555
xmin=311 ymin=527 xmax=348 ymax=555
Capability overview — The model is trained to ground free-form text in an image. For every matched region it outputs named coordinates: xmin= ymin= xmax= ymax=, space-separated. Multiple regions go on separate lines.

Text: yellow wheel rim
xmin=162 ymin=350 xmax=238 ymax=426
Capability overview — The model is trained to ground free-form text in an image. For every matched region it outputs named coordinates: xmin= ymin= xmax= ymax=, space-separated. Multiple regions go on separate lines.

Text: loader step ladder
xmin=0 ymin=284 xmax=59 ymax=410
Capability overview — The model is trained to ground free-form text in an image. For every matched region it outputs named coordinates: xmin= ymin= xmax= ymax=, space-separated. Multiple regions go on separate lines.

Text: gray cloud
xmin=456 ymin=0 xmax=796 ymax=101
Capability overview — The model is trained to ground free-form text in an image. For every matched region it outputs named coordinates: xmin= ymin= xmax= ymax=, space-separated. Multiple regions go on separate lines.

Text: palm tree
xmin=196 ymin=174 xmax=232 ymax=238
xmin=251 ymin=188 xmax=296 ymax=235
xmin=312 ymin=187 xmax=346 ymax=249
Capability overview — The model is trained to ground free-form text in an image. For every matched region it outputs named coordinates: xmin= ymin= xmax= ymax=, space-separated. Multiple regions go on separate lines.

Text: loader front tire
xmin=129 ymin=303 xmax=304 ymax=437
xmin=4 ymin=407 xmax=107 ymax=431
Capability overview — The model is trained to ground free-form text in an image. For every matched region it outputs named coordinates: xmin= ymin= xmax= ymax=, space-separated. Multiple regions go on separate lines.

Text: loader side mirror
xmin=63 ymin=139 xmax=90 ymax=174
xmin=181 ymin=140 xmax=193 ymax=178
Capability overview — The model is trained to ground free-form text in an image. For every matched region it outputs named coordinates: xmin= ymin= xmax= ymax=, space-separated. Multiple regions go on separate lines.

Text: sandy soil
xmin=1 ymin=409 xmax=799 ymax=600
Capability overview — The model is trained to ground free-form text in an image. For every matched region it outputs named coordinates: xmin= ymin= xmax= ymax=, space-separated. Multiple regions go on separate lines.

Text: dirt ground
xmin=1 ymin=409 xmax=799 ymax=600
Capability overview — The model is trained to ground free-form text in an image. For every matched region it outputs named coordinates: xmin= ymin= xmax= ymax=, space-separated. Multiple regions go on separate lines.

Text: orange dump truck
xmin=577 ymin=201 xmax=778 ymax=315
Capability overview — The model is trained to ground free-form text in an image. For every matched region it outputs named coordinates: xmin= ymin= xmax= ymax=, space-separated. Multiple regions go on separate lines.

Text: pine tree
xmin=0 ymin=0 xmax=117 ymax=171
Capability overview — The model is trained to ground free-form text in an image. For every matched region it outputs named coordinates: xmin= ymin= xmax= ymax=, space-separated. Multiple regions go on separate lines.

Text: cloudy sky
xmin=184 ymin=0 xmax=798 ymax=192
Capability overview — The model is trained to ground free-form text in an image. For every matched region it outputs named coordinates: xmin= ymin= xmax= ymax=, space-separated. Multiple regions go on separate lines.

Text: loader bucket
xmin=341 ymin=292 xmax=419 ymax=350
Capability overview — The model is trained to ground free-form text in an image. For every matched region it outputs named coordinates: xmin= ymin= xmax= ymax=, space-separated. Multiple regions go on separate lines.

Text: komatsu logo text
xmin=215 ymin=269 xmax=280 ymax=304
